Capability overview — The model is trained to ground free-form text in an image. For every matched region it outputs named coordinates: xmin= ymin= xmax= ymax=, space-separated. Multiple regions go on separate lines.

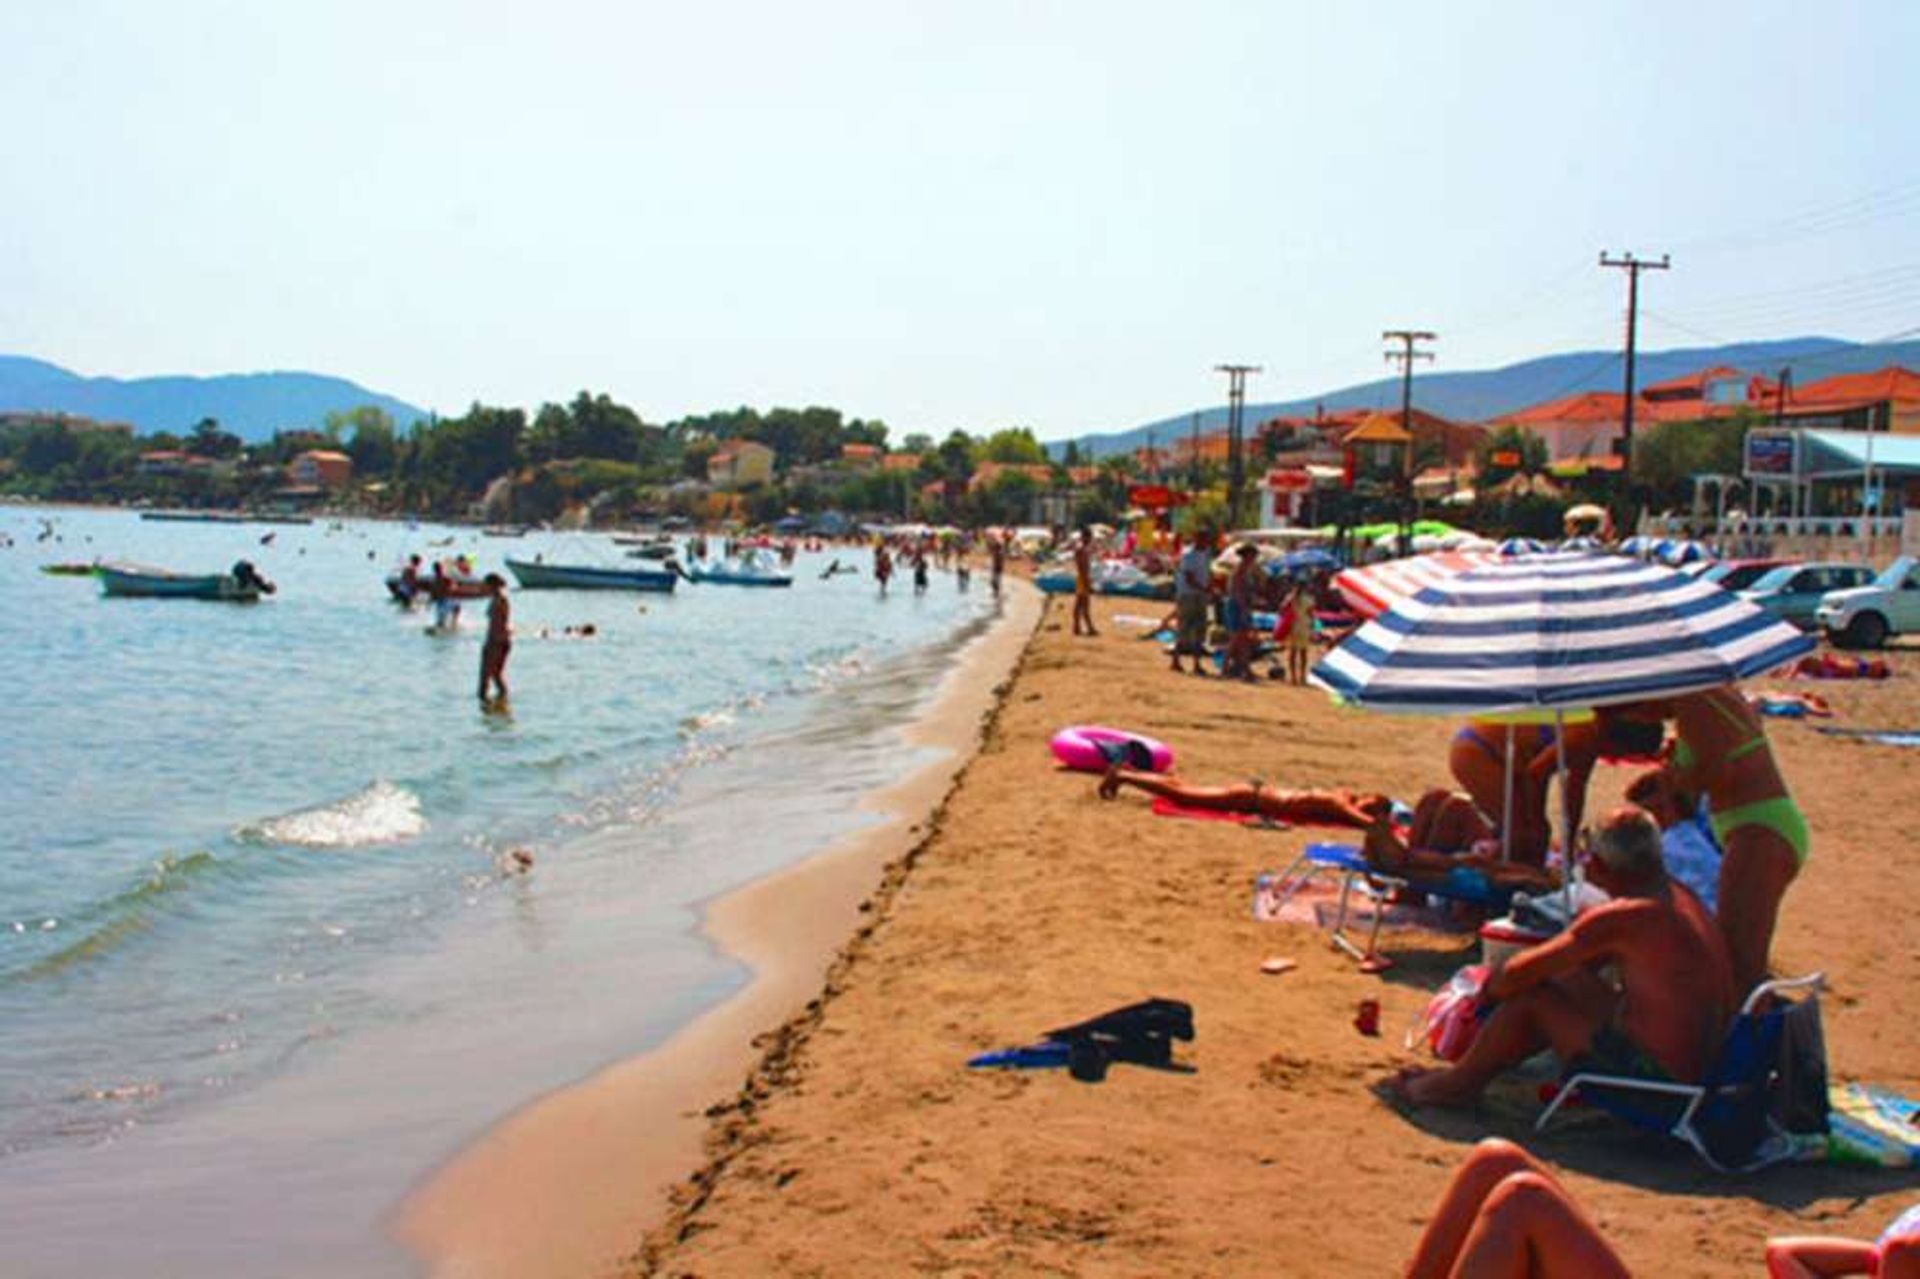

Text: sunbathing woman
xmin=1624 ymin=685 xmax=1808 ymax=995
xmin=1097 ymin=767 xmax=1389 ymax=829
xmin=1362 ymin=813 xmax=1560 ymax=895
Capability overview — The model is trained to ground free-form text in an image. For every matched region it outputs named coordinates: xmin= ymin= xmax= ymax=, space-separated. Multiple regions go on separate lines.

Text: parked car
xmin=1698 ymin=558 xmax=1789 ymax=593
xmin=1739 ymin=562 xmax=1875 ymax=629
xmin=1815 ymin=556 xmax=1920 ymax=648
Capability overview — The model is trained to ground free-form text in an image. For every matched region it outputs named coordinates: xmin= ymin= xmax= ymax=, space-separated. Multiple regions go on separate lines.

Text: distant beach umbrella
xmin=1495 ymin=537 xmax=1547 ymax=557
xmin=1617 ymin=535 xmax=1659 ymax=558
xmin=1658 ymin=539 xmax=1714 ymax=566
xmin=1280 ymin=548 xmax=1340 ymax=573
xmin=1559 ymin=535 xmax=1606 ymax=552
xmin=1311 ymin=552 xmax=1815 ymax=715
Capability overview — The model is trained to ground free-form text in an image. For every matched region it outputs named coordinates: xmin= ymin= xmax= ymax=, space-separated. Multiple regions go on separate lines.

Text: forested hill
xmin=1063 ymin=336 xmax=1920 ymax=458
xmin=0 ymin=356 xmax=428 ymax=441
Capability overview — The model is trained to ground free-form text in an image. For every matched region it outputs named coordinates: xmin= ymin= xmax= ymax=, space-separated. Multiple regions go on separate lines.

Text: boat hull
xmin=98 ymin=567 xmax=260 ymax=601
xmin=505 ymin=558 xmax=677 ymax=591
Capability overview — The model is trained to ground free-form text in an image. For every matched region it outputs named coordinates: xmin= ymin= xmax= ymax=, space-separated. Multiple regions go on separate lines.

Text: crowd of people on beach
xmin=1064 ymin=522 xmax=1920 ymax=1275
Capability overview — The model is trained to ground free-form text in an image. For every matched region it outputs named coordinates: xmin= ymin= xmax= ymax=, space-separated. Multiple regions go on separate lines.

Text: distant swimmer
xmin=260 ymin=531 xmax=276 ymax=546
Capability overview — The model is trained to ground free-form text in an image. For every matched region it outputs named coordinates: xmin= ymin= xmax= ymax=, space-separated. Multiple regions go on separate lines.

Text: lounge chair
xmin=1536 ymin=973 xmax=1828 ymax=1172
xmin=1264 ymin=843 xmax=1516 ymax=970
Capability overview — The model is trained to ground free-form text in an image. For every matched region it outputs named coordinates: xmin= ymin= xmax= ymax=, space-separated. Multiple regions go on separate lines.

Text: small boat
xmin=97 ymin=563 xmax=268 ymax=601
xmin=482 ymin=526 xmax=529 ymax=538
xmin=627 ymin=542 xmax=678 ymax=561
xmin=40 ymin=562 xmax=99 ymax=577
xmin=690 ymin=553 xmax=793 ymax=588
xmin=506 ymin=558 xmax=677 ymax=592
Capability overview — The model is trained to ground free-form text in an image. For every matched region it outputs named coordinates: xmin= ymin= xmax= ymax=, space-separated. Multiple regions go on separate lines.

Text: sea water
xmin=0 ymin=507 xmax=997 ymax=1275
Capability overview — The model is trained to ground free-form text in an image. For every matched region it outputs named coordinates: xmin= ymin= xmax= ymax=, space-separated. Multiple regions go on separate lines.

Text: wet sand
xmin=634 ymin=594 xmax=1920 ymax=1277
xmin=394 ymin=581 xmax=1043 ymax=1278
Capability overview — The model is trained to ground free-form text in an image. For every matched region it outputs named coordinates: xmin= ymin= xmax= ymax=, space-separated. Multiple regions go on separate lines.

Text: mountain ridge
xmin=0 ymin=357 xmax=429 ymax=442
xmin=1060 ymin=336 xmax=1920 ymax=459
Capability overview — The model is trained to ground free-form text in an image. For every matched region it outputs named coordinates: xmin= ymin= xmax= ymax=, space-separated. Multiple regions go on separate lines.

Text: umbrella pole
xmin=1556 ymin=708 xmax=1576 ymax=921
xmin=1501 ymin=723 xmax=1515 ymax=864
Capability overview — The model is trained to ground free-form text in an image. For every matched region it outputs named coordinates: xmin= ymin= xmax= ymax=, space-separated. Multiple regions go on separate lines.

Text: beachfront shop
xmin=1743 ymin=428 xmax=1920 ymax=538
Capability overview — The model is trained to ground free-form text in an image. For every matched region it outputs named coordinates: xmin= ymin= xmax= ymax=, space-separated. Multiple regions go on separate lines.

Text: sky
xmin=3 ymin=0 xmax=1917 ymax=441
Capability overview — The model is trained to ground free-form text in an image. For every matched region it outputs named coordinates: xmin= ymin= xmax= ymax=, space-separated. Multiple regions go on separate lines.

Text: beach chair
xmin=1536 ymin=973 xmax=1828 ymax=1173
xmin=1265 ymin=843 xmax=1515 ymax=971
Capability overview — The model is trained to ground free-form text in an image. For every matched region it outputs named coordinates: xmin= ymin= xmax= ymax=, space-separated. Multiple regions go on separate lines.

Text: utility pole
xmin=1598 ymin=251 xmax=1670 ymax=466
xmin=1145 ymin=428 xmax=1157 ymax=481
xmin=1215 ymin=363 xmax=1261 ymax=530
xmin=1382 ymin=330 xmax=1435 ymax=559
xmin=1188 ymin=411 xmax=1201 ymax=491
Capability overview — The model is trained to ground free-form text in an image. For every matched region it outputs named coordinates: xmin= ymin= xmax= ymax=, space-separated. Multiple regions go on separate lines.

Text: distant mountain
xmin=1060 ymin=336 xmax=1920 ymax=459
xmin=0 ymin=356 xmax=430 ymax=442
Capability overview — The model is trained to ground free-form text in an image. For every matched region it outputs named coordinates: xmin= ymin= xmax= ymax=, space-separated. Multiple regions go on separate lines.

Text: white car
xmin=1815 ymin=556 xmax=1920 ymax=649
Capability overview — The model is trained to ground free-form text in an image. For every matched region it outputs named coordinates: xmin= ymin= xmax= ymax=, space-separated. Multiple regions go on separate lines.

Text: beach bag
xmin=1411 ymin=963 xmax=1490 ymax=1061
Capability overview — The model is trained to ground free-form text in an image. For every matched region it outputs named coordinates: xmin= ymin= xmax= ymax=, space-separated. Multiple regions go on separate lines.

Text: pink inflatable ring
xmin=1050 ymin=725 xmax=1174 ymax=774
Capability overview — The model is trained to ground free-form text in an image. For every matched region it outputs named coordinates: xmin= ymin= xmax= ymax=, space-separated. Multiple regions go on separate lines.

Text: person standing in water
xmin=479 ymin=573 xmax=512 ymax=703
xmin=874 ymin=542 xmax=893 ymax=595
xmin=1071 ymin=527 xmax=1098 ymax=636
xmin=988 ymin=534 xmax=1006 ymax=597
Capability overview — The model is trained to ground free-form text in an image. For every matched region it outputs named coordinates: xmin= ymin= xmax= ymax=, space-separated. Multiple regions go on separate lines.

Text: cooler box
xmin=1479 ymin=916 xmax=1548 ymax=973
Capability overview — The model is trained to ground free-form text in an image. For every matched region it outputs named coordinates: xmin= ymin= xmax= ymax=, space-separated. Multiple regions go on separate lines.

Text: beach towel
xmin=1749 ymin=691 xmax=1834 ymax=719
xmin=1816 ymin=727 xmax=1920 ymax=748
xmin=1251 ymin=869 xmax=1475 ymax=932
xmin=1827 ymin=1082 xmax=1920 ymax=1167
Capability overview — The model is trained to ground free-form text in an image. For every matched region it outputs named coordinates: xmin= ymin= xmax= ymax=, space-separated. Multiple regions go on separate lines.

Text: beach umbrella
xmin=1618 ymin=535 xmax=1659 ymax=558
xmin=1311 ymin=553 xmax=1815 ymax=908
xmin=1495 ymin=537 xmax=1547 ymax=557
xmin=1331 ymin=549 xmax=1498 ymax=619
xmin=1559 ymin=535 xmax=1606 ymax=552
xmin=1658 ymin=538 xmax=1714 ymax=567
xmin=1280 ymin=547 xmax=1340 ymax=573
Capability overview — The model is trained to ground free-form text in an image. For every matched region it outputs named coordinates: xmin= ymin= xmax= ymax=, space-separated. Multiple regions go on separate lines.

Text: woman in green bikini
xmin=1620 ymin=686 xmax=1809 ymax=995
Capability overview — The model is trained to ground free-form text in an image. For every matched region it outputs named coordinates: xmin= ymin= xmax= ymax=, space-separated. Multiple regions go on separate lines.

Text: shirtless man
xmin=478 ymin=573 xmax=512 ymax=702
xmin=988 ymin=534 xmax=1006 ymax=597
xmin=1097 ymin=767 xmax=1389 ymax=829
xmin=1390 ymin=806 xmax=1735 ymax=1108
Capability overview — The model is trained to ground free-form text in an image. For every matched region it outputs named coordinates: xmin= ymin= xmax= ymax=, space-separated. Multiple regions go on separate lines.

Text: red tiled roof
xmin=1497 ymin=392 xmax=1626 ymax=425
xmin=1342 ymin=413 xmax=1414 ymax=444
xmin=1791 ymin=365 xmax=1920 ymax=406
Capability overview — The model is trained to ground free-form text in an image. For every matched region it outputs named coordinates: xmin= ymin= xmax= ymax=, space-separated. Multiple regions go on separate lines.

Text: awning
xmin=1799 ymin=428 xmax=1920 ymax=479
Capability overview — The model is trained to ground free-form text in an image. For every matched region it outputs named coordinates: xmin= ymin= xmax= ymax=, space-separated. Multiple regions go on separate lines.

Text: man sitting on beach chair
xmin=1389 ymin=807 xmax=1735 ymax=1108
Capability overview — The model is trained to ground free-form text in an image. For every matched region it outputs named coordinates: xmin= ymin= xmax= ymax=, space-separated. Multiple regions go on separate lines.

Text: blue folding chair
xmin=1265 ymin=842 xmax=1516 ymax=969
xmin=1537 ymin=973 xmax=1828 ymax=1172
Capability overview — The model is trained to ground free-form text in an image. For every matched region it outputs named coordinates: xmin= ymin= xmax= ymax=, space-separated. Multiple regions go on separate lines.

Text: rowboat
xmin=97 ymin=563 xmax=267 ymax=601
xmin=40 ymin=562 xmax=99 ymax=577
xmin=505 ymin=558 xmax=677 ymax=592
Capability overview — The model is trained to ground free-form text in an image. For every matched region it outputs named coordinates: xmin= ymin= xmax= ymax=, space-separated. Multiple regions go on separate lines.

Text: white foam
xmin=241 ymin=781 xmax=426 ymax=848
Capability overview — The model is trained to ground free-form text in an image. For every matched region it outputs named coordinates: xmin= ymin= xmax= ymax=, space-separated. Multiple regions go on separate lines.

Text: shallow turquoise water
xmin=0 ymin=506 xmax=995 ymax=1272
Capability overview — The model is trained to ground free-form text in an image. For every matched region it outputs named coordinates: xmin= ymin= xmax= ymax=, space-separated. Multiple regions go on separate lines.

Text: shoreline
xmin=391 ymin=580 xmax=1042 ymax=1278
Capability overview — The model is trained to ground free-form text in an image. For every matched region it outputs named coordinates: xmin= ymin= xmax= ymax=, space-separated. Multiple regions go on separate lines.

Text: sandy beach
xmin=628 ymin=592 xmax=1920 ymax=1277
xmin=394 ymin=581 xmax=1044 ymax=1278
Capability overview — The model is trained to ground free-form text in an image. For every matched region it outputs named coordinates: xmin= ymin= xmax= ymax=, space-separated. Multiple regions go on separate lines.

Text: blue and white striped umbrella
xmin=1617 ymin=535 xmax=1659 ymax=558
xmin=1311 ymin=552 xmax=1815 ymax=714
xmin=1495 ymin=537 xmax=1547 ymax=556
xmin=1559 ymin=535 xmax=1606 ymax=552
xmin=1657 ymin=538 xmax=1714 ymax=566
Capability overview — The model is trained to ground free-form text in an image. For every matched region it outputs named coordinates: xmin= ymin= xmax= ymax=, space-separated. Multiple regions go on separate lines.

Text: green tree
xmin=330 ymin=406 xmax=398 ymax=475
xmin=900 ymin=432 xmax=934 ymax=455
xmin=1632 ymin=412 xmax=1751 ymax=509
xmin=189 ymin=417 xmax=243 ymax=459
xmin=979 ymin=427 xmax=1047 ymax=465
xmin=1476 ymin=424 xmax=1549 ymax=483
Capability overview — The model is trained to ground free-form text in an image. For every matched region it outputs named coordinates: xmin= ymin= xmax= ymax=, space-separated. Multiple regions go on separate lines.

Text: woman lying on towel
xmin=1096 ymin=767 xmax=1390 ymax=829
xmin=1361 ymin=812 xmax=1561 ymax=895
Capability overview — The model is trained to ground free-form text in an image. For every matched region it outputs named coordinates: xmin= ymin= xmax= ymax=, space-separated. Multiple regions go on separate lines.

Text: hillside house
xmin=287 ymin=449 xmax=354 ymax=489
xmin=707 ymin=440 xmax=776 ymax=489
